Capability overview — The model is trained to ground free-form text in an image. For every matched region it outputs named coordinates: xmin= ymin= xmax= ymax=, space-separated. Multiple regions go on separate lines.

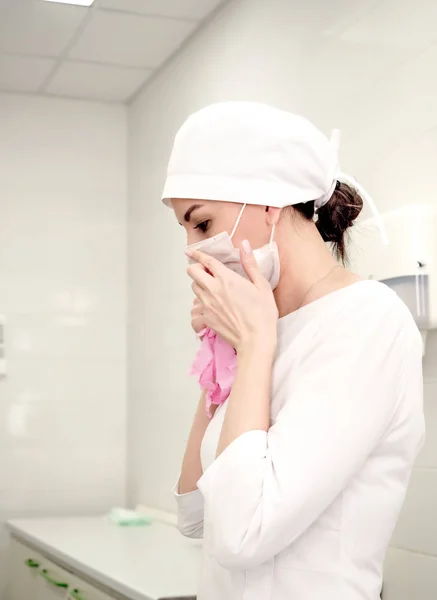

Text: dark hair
xmin=293 ymin=181 xmax=363 ymax=263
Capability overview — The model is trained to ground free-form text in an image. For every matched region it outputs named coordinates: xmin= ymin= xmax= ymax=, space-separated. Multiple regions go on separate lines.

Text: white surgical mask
xmin=186 ymin=204 xmax=281 ymax=290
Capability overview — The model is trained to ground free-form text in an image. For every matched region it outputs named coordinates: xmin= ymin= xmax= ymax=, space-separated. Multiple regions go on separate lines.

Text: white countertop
xmin=7 ymin=516 xmax=202 ymax=600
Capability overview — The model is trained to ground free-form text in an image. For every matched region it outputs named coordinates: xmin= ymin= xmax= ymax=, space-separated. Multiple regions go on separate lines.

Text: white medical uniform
xmin=175 ymin=280 xmax=425 ymax=600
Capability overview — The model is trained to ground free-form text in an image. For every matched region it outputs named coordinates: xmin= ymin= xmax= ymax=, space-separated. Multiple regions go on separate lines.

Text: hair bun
xmin=315 ymin=181 xmax=363 ymax=262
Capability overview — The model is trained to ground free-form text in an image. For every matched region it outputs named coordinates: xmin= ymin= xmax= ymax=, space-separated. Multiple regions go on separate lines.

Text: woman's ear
xmin=265 ymin=207 xmax=281 ymax=227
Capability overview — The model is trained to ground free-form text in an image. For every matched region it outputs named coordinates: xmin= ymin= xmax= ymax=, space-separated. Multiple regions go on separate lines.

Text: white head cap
xmin=161 ymin=101 xmax=388 ymax=244
xmin=162 ymin=102 xmax=338 ymax=209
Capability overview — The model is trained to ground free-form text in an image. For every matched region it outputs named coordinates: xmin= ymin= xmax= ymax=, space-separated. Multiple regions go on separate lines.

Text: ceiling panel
xmin=69 ymin=9 xmax=196 ymax=68
xmin=97 ymin=0 xmax=225 ymax=21
xmin=0 ymin=0 xmax=225 ymax=102
xmin=0 ymin=0 xmax=87 ymax=56
xmin=46 ymin=60 xmax=150 ymax=102
xmin=0 ymin=55 xmax=56 ymax=92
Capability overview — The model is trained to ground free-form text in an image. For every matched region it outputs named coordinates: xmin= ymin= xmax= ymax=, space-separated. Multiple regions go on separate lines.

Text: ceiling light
xmin=43 ymin=0 xmax=95 ymax=6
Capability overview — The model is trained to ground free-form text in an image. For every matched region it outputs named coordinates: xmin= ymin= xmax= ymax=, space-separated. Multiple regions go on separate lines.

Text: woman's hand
xmin=191 ymin=297 xmax=206 ymax=335
xmin=186 ymin=241 xmax=278 ymax=354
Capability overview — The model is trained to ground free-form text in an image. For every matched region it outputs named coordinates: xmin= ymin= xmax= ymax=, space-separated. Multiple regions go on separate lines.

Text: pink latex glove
xmin=190 ymin=328 xmax=237 ymax=418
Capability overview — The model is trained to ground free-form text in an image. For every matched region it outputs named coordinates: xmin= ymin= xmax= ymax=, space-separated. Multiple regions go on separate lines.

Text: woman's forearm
xmin=217 ymin=337 xmax=276 ymax=456
xmin=179 ymin=391 xmax=212 ymax=494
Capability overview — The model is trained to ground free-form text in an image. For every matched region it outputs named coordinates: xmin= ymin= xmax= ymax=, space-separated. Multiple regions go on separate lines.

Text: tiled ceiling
xmin=0 ymin=0 xmax=225 ymax=103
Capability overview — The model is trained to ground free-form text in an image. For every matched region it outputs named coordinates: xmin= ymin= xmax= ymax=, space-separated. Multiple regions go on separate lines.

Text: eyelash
xmin=194 ymin=220 xmax=211 ymax=233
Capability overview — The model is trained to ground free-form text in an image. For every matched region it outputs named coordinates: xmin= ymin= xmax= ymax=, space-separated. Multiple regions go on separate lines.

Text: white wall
xmin=127 ymin=0 xmax=437 ymax=595
xmin=0 ymin=93 xmax=127 ymax=592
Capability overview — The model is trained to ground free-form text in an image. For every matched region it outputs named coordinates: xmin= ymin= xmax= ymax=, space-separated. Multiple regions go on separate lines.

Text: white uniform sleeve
xmin=173 ymin=482 xmax=204 ymax=538
xmin=197 ymin=305 xmax=420 ymax=569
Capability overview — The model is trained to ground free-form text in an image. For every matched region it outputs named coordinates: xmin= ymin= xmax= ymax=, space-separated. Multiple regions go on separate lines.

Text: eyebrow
xmin=184 ymin=203 xmax=204 ymax=223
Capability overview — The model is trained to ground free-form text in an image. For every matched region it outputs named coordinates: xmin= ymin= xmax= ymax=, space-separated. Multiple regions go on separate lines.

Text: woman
xmin=162 ymin=102 xmax=425 ymax=600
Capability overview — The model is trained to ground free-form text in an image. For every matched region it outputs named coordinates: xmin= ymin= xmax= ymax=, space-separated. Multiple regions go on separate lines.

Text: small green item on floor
xmin=107 ymin=507 xmax=152 ymax=526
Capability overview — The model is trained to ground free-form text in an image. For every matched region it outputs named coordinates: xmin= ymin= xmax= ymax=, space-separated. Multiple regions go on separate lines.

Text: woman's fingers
xmin=192 ymin=314 xmax=206 ymax=334
xmin=187 ymin=262 xmax=216 ymax=290
xmin=192 ymin=297 xmax=203 ymax=309
xmin=186 ymin=249 xmax=224 ymax=278
xmin=192 ymin=282 xmax=209 ymax=304
xmin=191 ymin=297 xmax=206 ymax=334
xmin=240 ymin=239 xmax=266 ymax=287
xmin=191 ymin=298 xmax=203 ymax=317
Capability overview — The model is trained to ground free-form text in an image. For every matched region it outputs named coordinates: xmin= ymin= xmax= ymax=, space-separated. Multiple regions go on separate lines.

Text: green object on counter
xmin=107 ymin=507 xmax=152 ymax=527
xmin=70 ymin=588 xmax=87 ymax=600
xmin=40 ymin=568 xmax=69 ymax=588
xmin=25 ymin=558 xmax=40 ymax=568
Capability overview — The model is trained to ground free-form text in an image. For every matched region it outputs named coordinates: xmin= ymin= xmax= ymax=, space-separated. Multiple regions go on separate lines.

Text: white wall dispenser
xmin=350 ymin=203 xmax=437 ymax=355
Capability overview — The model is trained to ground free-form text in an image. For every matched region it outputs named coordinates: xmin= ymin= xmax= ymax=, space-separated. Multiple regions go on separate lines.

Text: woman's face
xmin=171 ymin=198 xmax=275 ymax=249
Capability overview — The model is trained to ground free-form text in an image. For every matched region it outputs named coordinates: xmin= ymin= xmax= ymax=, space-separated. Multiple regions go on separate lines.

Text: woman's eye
xmin=195 ymin=220 xmax=211 ymax=233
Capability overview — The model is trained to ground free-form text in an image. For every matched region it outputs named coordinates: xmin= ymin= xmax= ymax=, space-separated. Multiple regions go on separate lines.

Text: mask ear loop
xmin=264 ymin=206 xmax=276 ymax=247
xmin=230 ymin=203 xmax=276 ymax=247
xmin=230 ymin=203 xmax=247 ymax=239
xmin=269 ymin=224 xmax=276 ymax=247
